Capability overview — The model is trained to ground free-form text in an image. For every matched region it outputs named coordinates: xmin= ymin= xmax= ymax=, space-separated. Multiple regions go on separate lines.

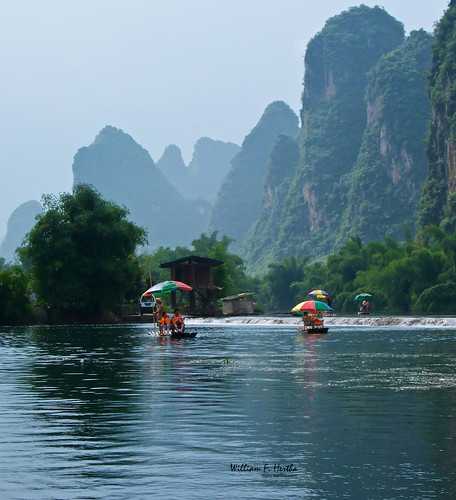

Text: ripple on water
xmin=0 ymin=323 xmax=456 ymax=498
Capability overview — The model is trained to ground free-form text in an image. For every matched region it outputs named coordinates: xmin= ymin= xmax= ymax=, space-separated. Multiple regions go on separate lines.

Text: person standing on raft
xmin=155 ymin=298 xmax=164 ymax=333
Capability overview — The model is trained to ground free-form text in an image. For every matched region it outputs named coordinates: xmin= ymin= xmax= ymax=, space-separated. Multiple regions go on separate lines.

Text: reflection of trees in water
xmin=145 ymin=335 xmax=235 ymax=403
xmin=27 ymin=325 xmax=144 ymax=439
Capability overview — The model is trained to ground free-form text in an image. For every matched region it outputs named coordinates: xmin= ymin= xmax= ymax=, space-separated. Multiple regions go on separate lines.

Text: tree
xmin=20 ymin=184 xmax=146 ymax=321
xmin=0 ymin=267 xmax=30 ymax=324
xmin=260 ymin=255 xmax=309 ymax=312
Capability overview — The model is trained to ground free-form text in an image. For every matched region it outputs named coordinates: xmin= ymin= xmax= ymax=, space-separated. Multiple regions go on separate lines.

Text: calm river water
xmin=1 ymin=322 xmax=456 ymax=499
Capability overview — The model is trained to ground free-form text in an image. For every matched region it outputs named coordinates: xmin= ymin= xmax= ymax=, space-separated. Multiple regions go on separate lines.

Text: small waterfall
xmin=185 ymin=315 xmax=456 ymax=328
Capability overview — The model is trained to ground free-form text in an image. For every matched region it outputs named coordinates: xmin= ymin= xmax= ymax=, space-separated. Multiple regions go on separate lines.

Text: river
xmin=1 ymin=319 xmax=455 ymax=499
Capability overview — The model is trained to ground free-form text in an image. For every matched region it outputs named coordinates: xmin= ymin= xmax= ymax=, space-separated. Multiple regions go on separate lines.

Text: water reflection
xmin=0 ymin=324 xmax=456 ymax=498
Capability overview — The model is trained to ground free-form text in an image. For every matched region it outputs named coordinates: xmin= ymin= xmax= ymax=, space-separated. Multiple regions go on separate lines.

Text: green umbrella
xmin=147 ymin=280 xmax=192 ymax=297
xmin=354 ymin=293 xmax=372 ymax=301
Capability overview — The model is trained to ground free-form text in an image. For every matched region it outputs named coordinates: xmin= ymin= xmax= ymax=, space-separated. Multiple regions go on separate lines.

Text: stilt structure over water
xmin=160 ymin=255 xmax=224 ymax=316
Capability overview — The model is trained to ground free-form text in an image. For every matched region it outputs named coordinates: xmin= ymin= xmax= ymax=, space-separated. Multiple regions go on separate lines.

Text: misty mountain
xmin=155 ymin=144 xmax=193 ymax=202
xmin=157 ymin=138 xmax=240 ymax=202
xmin=206 ymin=101 xmax=299 ymax=248
xmin=156 ymin=144 xmax=188 ymax=191
xmin=72 ymin=126 xmax=211 ymax=249
xmin=239 ymin=134 xmax=301 ymax=269
xmin=0 ymin=200 xmax=42 ymax=263
xmin=3 ymin=4 xmax=444 ymax=276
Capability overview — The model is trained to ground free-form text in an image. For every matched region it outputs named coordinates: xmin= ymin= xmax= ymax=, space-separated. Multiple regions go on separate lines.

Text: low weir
xmin=185 ymin=315 xmax=456 ymax=328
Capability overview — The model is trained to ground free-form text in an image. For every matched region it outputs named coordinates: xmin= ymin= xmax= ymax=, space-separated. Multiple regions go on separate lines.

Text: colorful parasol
xmin=291 ymin=300 xmax=334 ymax=314
xmin=308 ymin=289 xmax=330 ymax=299
xmin=146 ymin=280 xmax=192 ymax=297
xmin=354 ymin=293 xmax=372 ymax=301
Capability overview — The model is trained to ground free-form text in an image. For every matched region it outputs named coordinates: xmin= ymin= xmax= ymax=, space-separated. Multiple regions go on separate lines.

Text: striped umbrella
xmin=145 ymin=280 xmax=192 ymax=297
xmin=291 ymin=300 xmax=334 ymax=314
xmin=308 ymin=289 xmax=330 ymax=299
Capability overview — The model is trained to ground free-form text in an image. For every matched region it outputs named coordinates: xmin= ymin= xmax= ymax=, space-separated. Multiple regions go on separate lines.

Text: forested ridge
xmin=239 ymin=6 xmax=434 ymax=271
xmin=419 ymin=0 xmax=456 ymax=232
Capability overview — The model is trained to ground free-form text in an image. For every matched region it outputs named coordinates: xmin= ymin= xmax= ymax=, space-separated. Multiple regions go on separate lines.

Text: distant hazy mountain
xmin=238 ymin=134 xmax=301 ymax=270
xmin=156 ymin=144 xmax=189 ymax=194
xmin=186 ymin=138 xmax=240 ymax=201
xmin=157 ymin=138 xmax=240 ymax=202
xmin=0 ymin=200 xmax=42 ymax=263
xmin=206 ymin=101 xmax=299 ymax=247
xmin=3 ymin=6 xmax=438 ymax=273
xmin=72 ymin=126 xmax=211 ymax=249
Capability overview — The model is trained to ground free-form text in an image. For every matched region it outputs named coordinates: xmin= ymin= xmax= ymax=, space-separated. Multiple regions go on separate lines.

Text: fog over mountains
xmin=1 ymin=3 xmax=453 ymax=275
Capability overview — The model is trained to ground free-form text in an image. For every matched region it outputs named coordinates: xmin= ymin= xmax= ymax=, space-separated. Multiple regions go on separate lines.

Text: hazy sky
xmin=0 ymin=0 xmax=450 ymax=237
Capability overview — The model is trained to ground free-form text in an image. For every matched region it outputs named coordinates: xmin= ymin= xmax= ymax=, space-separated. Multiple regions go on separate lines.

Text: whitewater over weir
xmin=186 ymin=314 xmax=456 ymax=328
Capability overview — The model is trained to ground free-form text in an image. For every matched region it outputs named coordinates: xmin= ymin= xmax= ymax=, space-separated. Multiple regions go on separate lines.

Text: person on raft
xmin=312 ymin=313 xmax=324 ymax=328
xmin=160 ymin=311 xmax=175 ymax=334
xmin=360 ymin=299 xmax=370 ymax=313
xmin=173 ymin=309 xmax=185 ymax=333
xmin=155 ymin=297 xmax=164 ymax=332
xmin=302 ymin=312 xmax=316 ymax=327
xmin=302 ymin=312 xmax=325 ymax=329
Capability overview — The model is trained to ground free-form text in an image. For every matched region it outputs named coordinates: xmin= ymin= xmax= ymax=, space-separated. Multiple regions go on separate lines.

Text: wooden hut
xmin=160 ymin=255 xmax=224 ymax=316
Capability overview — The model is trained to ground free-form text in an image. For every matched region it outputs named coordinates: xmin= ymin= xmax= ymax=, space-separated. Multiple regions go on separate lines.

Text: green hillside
xmin=238 ymin=6 xmax=434 ymax=272
xmin=339 ymin=29 xmax=432 ymax=244
xmin=419 ymin=0 xmax=456 ymax=232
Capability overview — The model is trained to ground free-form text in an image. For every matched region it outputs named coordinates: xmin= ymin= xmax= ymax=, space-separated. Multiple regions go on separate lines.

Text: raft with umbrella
xmin=355 ymin=293 xmax=372 ymax=315
xmin=292 ymin=300 xmax=334 ymax=333
xmin=142 ymin=280 xmax=193 ymax=335
xmin=308 ymin=289 xmax=330 ymax=299
xmin=308 ymin=289 xmax=332 ymax=308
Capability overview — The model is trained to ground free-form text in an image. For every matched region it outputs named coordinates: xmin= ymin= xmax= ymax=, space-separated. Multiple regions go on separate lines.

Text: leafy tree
xmin=138 ymin=245 xmax=191 ymax=289
xmin=442 ymin=232 xmax=456 ymax=279
xmin=415 ymin=282 xmax=456 ymax=313
xmin=0 ymin=267 xmax=30 ymax=324
xmin=260 ymin=255 xmax=309 ymax=312
xmin=20 ymin=184 xmax=146 ymax=321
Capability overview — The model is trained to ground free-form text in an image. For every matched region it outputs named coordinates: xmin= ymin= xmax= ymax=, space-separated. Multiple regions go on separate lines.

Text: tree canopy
xmin=256 ymin=229 xmax=456 ymax=315
xmin=0 ymin=266 xmax=30 ymax=325
xmin=20 ymin=184 xmax=146 ymax=321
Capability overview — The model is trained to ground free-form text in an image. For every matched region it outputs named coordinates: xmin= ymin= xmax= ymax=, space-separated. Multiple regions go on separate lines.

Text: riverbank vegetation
xmin=259 ymin=227 xmax=456 ymax=315
xmin=14 ymin=185 xmax=146 ymax=323
xmin=3 ymin=185 xmax=456 ymax=325
xmin=138 ymin=225 xmax=456 ymax=316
